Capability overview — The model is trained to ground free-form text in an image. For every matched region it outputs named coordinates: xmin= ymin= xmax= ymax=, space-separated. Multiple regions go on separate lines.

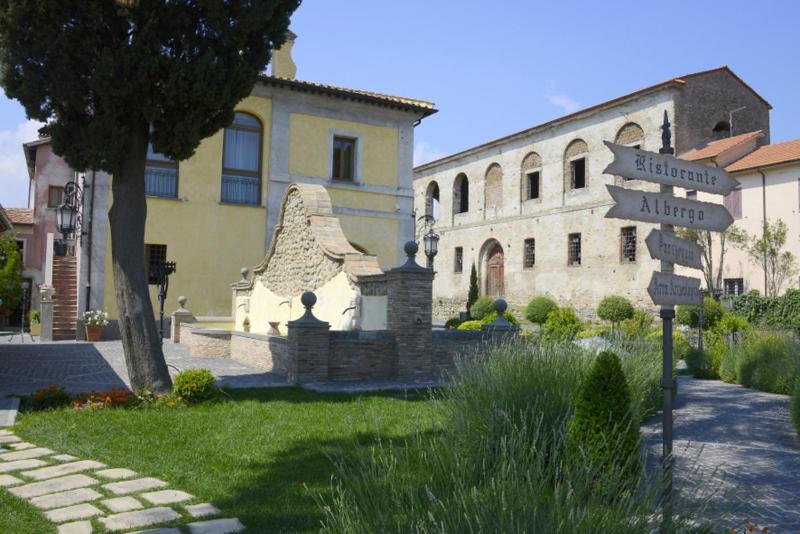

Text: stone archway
xmin=480 ymin=239 xmax=505 ymax=297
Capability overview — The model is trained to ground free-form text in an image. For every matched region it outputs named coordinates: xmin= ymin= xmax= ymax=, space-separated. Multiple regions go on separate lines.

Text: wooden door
xmin=487 ymin=247 xmax=505 ymax=297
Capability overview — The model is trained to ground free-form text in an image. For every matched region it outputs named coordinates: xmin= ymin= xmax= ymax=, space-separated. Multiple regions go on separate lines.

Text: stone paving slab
xmin=22 ymin=459 xmax=106 ymax=480
xmin=0 ymin=429 xmax=12 ymax=435
xmin=99 ymin=506 xmax=181 ymax=531
xmin=187 ymin=517 xmax=245 ymax=533
xmin=0 ymin=473 xmax=22 ymax=486
xmin=0 ymin=446 xmax=54 ymax=461
xmin=52 ymin=454 xmax=79 ymax=462
xmin=0 ymin=458 xmax=48 ymax=473
xmin=7 ymin=441 xmax=36 ymax=450
xmin=57 ymin=520 xmax=93 ymax=534
xmin=131 ymin=529 xmax=181 ymax=534
xmin=102 ymin=495 xmax=144 ymax=513
xmin=0 ymin=397 xmax=19 ymax=427
xmin=45 ymin=503 xmax=103 ymax=523
xmin=10 ymin=474 xmax=98 ymax=498
xmin=185 ymin=503 xmax=221 ymax=518
xmin=141 ymin=489 xmax=193 ymax=505
xmin=103 ymin=477 xmax=168 ymax=495
xmin=95 ymin=467 xmax=137 ymax=480
xmin=0 ymin=434 xmax=22 ymax=443
xmin=30 ymin=487 xmax=103 ymax=510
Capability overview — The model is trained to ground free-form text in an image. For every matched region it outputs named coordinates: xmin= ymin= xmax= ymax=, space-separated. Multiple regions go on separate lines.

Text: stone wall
xmin=181 ymin=325 xmax=232 ymax=358
xmin=229 ymin=332 xmax=289 ymax=373
xmin=433 ymin=296 xmax=466 ymax=322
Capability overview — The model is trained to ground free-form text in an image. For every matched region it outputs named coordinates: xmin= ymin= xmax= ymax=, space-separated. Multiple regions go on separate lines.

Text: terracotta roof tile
xmin=5 ymin=208 xmax=33 ymax=225
xmin=680 ymin=131 xmax=764 ymax=161
xmin=259 ymin=75 xmax=437 ymax=116
xmin=725 ymin=138 xmax=800 ymax=172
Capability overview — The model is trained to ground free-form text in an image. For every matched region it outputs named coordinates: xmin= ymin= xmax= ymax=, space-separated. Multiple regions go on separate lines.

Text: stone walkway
xmin=0 ymin=340 xmax=288 ymax=398
xmin=643 ymin=376 xmax=800 ymax=532
xmin=0 ymin=428 xmax=244 ymax=533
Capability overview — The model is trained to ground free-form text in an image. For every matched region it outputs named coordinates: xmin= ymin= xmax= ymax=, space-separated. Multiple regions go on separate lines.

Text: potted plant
xmin=29 ymin=309 xmax=41 ymax=337
xmin=82 ymin=309 xmax=108 ymax=342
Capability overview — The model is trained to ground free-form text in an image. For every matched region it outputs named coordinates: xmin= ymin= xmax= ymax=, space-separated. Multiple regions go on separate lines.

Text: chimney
xmin=271 ymin=30 xmax=297 ymax=79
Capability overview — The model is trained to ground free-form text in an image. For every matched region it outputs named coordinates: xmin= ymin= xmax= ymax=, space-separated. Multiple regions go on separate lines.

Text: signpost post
xmin=603 ymin=111 xmax=736 ymax=532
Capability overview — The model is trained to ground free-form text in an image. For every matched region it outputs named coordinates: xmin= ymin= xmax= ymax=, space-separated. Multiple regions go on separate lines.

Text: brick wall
xmin=329 ymin=331 xmax=396 ymax=380
xmin=229 ymin=332 xmax=289 ymax=373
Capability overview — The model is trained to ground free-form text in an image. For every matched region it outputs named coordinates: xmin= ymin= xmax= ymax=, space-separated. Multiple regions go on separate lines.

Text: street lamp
xmin=56 ymin=181 xmax=83 ymax=241
xmin=423 ymin=229 xmax=439 ymax=270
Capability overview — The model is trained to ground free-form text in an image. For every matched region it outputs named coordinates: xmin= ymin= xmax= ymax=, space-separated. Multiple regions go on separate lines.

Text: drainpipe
xmin=759 ymin=169 xmax=767 ymax=295
xmin=84 ymin=171 xmax=96 ymax=312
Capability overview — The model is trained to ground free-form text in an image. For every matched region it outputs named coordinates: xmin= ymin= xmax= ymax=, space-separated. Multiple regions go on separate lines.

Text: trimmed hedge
xmin=173 ymin=369 xmax=218 ymax=403
xmin=469 ymin=297 xmax=495 ymax=321
xmin=445 ymin=317 xmax=463 ymax=330
xmin=525 ymin=296 xmax=557 ymax=325
xmin=597 ymin=296 xmax=634 ymax=326
xmin=543 ymin=307 xmax=582 ymax=341
xmin=731 ymin=288 xmax=800 ymax=328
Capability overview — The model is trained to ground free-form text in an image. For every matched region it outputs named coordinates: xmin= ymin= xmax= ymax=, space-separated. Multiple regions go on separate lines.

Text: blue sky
xmin=2 ymin=0 xmax=798 ymax=208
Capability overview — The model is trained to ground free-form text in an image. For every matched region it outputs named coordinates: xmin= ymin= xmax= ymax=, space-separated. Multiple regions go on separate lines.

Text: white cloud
xmin=0 ymin=119 xmax=43 ymax=208
xmin=548 ymin=94 xmax=581 ymax=114
xmin=413 ymin=141 xmax=447 ymax=167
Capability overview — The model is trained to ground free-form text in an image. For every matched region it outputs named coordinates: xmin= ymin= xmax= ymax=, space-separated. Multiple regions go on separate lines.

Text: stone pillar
xmin=287 ymin=292 xmax=330 ymax=384
xmin=386 ymin=241 xmax=435 ymax=380
xmin=170 ymin=296 xmax=196 ymax=344
xmin=39 ymin=287 xmax=55 ymax=342
xmin=481 ymin=299 xmax=520 ymax=341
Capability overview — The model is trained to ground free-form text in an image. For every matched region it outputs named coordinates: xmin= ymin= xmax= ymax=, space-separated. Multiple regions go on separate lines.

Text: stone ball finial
xmin=404 ymin=241 xmax=419 ymax=257
xmin=494 ymin=299 xmax=508 ymax=314
xmin=240 ymin=267 xmax=249 ymax=278
xmin=301 ymin=291 xmax=317 ymax=309
xmin=178 ymin=296 xmax=188 ymax=308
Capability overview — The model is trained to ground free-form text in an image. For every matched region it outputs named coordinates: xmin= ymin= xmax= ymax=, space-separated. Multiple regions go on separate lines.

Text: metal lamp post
xmin=56 ymin=181 xmax=84 ymax=255
xmin=423 ymin=229 xmax=439 ymax=270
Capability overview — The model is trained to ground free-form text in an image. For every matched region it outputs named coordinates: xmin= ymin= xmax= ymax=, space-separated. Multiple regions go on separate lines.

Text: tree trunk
xmin=108 ymin=121 xmax=172 ymax=393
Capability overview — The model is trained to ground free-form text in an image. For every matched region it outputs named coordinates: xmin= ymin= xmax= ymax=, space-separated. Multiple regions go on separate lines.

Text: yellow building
xmin=78 ymin=34 xmax=436 ymax=333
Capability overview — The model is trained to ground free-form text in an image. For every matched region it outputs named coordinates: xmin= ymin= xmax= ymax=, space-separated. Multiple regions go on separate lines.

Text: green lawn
xmin=10 ymin=387 xmax=440 ymax=533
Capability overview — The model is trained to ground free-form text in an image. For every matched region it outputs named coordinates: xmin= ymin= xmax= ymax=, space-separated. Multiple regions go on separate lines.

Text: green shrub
xmin=792 ymin=379 xmax=800 ymax=434
xmin=466 ymin=264 xmax=479 ymax=315
xmin=676 ymin=297 xmax=724 ymax=330
xmin=733 ymin=332 xmax=800 ymax=394
xmin=457 ymin=320 xmax=482 ymax=331
xmin=619 ymin=309 xmax=654 ymax=339
xmin=685 ymin=348 xmax=716 ymax=378
xmin=524 ymin=296 xmax=557 ymax=325
xmin=732 ymin=289 xmax=800 ymax=328
xmin=172 ymin=369 xmax=218 ymax=403
xmin=481 ymin=310 xmax=519 ymax=325
xmin=567 ymin=351 xmax=640 ymax=490
xmin=596 ymin=296 xmax=634 ymax=328
xmin=731 ymin=290 xmax=770 ymax=323
xmin=716 ymin=313 xmax=749 ymax=335
xmin=30 ymin=385 xmax=72 ymax=411
xmin=444 ymin=317 xmax=462 ymax=329
xmin=469 ymin=296 xmax=495 ymax=321
xmin=28 ymin=309 xmax=40 ymax=324
xmin=576 ymin=325 xmax=607 ymax=339
xmin=543 ymin=307 xmax=582 ymax=341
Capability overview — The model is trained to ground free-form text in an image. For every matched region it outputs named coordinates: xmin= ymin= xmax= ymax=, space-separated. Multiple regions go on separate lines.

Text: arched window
xmin=563 ymin=139 xmax=588 ymax=190
xmin=713 ymin=120 xmax=731 ymax=139
xmin=221 ymin=112 xmax=262 ymax=205
xmin=453 ymin=173 xmax=469 ymax=214
xmin=425 ymin=181 xmax=441 ymax=221
xmin=484 ymin=163 xmax=503 ymax=215
xmin=614 ymin=124 xmax=644 ymax=182
xmin=520 ymin=151 xmax=542 ymax=201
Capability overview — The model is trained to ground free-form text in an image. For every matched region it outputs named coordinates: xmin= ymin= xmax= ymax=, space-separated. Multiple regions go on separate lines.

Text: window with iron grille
xmin=145 ymin=244 xmax=167 ymax=285
xmin=523 ymin=238 xmax=535 ymax=269
xmin=568 ymin=233 xmax=581 ymax=266
xmin=724 ymin=278 xmax=744 ymax=297
xmin=454 ymin=247 xmax=463 ymax=273
xmin=526 ymin=171 xmax=540 ymax=200
xmin=621 ymin=226 xmax=636 ymax=263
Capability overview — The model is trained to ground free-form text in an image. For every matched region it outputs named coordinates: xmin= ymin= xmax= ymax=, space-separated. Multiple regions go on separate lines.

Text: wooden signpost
xmin=603 ymin=111 xmax=736 ymax=531
xmin=645 ymin=229 xmax=703 ymax=270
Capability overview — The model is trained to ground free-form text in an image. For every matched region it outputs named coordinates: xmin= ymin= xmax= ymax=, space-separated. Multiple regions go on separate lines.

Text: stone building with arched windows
xmin=415 ymin=66 xmax=771 ymax=319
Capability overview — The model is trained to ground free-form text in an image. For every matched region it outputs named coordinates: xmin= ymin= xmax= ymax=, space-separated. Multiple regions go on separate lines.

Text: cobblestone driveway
xmin=0 ymin=340 xmax=287 ymax=396
xmin=643 ymin=376 xmax=800 ymax=532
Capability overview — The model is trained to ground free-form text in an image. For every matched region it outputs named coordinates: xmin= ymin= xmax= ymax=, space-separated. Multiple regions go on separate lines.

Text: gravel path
xmin=643 ymin=376 xmax=800 ymax=532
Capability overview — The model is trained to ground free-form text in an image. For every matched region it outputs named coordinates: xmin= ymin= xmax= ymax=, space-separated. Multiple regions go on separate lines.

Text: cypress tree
xmin=467 ymin=263 xmax=479 ymax=317
xmin=0 ymin=0 xmax=300 ymax=392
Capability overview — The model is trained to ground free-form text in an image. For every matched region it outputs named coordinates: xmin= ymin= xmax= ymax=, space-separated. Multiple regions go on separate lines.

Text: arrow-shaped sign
xmin=605 ymin=185 xmax=734 ymax=232
xmin=603 ymin=141 xmax=740 ymax=195
xmin=645 ymin=229 xmax=703 ymax=270
xmin=647 ymin=271 xmax=703 ymax=306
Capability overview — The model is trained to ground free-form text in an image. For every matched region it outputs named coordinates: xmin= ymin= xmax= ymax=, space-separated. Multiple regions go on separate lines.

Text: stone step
xmin=57 ymin=520 xmax=93 ymax=534
xmin=0 ymin=447 xmax=54 ymax=462
xmin=22 ymin=460 xmax=106 ymax=481
xmin=101 ymin=496 xmax=144 ymax=513
xmin=140 ymin=490 xmax=193 ymax=505
xmin=45 ymin=503 xmax=103 ymax=523
xmin=30 ymin=487 xmax=104 ymax=510
xmin=186 ymin=518 xmax=245 ymax=533
xmin=99 ymin=506 xmax=181 ymax=532
xmin=0 ymin=459 xmax=48 ymax=473
xmin=103 ymin=477 xmax=168 ymax=495
xmin=10 ymin=474 xmax=98 ymax=499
